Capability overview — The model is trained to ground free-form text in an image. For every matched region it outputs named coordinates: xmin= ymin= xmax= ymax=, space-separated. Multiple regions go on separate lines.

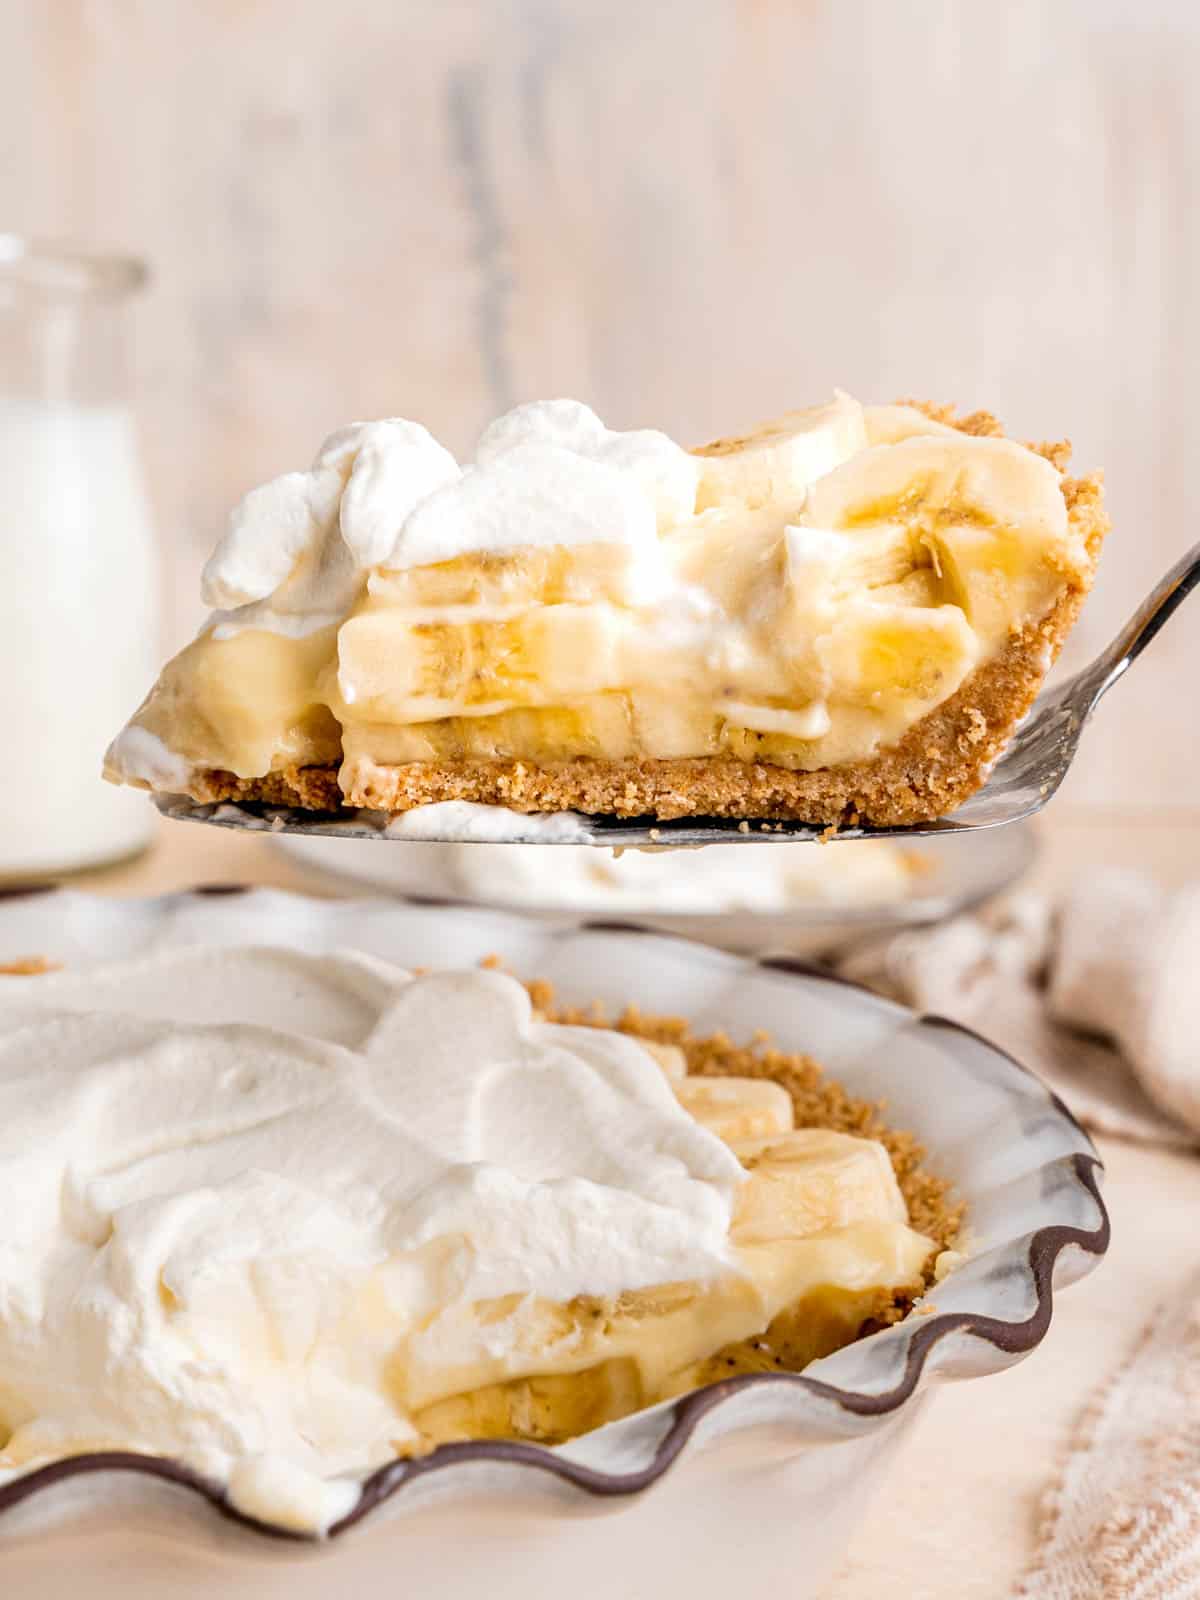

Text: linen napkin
xmin=834 ymin=870 xmax=1200 ymax=1149
xmin=1014 ymin=1263 xmax=1200 ymax=1598
xmin=832 ymin=871 xmax=1200 ymax=1597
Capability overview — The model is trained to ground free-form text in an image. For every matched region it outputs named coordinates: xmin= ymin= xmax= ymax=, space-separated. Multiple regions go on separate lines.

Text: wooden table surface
xmin=62 ymin=808 xmax=1200 ymax=1597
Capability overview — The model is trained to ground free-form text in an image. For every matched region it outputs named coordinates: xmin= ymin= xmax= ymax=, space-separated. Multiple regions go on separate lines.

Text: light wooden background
xmin=3 ymin=0 xmax=1197 ymax=815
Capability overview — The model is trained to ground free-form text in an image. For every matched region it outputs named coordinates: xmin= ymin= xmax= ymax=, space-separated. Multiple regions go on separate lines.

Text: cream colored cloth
xmin=1014 ymin=1265 xmax=1200 ymax=1597
xmin=835 ymin=872 xmax=1200 ymax=1596
xmin=835 ymin=871 xmax=1200 ymax=1149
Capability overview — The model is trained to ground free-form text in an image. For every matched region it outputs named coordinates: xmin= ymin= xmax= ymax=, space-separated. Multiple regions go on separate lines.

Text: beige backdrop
xmin=2 ymin=0 xmax=1196 ymax=814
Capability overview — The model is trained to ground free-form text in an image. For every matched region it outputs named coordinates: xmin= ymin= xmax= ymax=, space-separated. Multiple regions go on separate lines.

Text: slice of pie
xmin=105 ymin=393 xmax=1108 ymax=824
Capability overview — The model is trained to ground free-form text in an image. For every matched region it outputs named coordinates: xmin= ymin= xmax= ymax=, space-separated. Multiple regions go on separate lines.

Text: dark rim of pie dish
xmin=0 ymin=892 xmax=1111 ymax=1541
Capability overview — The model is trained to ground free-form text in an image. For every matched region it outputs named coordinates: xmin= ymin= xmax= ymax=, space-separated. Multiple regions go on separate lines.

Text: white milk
xmin=0 ymin=398 xmax=160 ymax=875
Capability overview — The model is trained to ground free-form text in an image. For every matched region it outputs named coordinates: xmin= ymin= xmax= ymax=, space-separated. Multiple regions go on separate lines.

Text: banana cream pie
xmin=0 ymin=948 xmax=956 ymax=1532
xmin=105 ymin=394 xmax=1107 ymax=824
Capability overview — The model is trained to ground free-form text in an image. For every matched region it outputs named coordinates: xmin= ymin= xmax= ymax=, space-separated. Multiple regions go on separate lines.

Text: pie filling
xmin=0 ymin=950 xmax=953 ymax=1532
xmin=395 ymin=1117 xmax=934 ymax=1450
xmin=105 ymin=394 xmax=1097 ymax=810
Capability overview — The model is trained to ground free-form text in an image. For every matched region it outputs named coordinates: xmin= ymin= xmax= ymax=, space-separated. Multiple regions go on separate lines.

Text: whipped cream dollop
xmin=199 ymin=400 xmax=696 ymax=639
xmin=0 ymin=949 xmax=742 ymax=1531
xmin=475 ymin=399 xmax=700 ymax=532
xmin=200 ymin=418 xmax=460 ymax=636
xmin=387 ymin=441 xmax=661 ymax=593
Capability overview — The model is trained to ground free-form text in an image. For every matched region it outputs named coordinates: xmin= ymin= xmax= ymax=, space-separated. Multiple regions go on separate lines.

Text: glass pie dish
xmin=0 ymin=889 xmax=1108 ymax=1600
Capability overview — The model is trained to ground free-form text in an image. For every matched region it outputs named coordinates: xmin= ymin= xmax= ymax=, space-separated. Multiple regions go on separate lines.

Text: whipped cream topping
xmin=0 ymin=950 xmax=742 ymax=1530
xmin=475 ymin=399 xmax=700 ymax=532
xmin=201 ymin=418 xmax=460 ymax=635
xmin=694 ymin=391 xmax=867 ymax=511
xmin=386 ymin=441 xmax=665 ymax=595
xmin=198 ymin=401 xmax=692 ymax=639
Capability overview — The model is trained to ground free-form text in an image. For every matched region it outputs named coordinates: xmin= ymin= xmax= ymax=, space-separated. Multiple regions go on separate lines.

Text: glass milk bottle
xmin=0 ymin=238 xmax=160 ymax=877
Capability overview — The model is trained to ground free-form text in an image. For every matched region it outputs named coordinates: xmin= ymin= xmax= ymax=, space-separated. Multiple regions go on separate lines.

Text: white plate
xmin=275 ymin=821 xmax=1036 ymax=955
xmin=0 ymin=889 xmax=1106 ymax=1600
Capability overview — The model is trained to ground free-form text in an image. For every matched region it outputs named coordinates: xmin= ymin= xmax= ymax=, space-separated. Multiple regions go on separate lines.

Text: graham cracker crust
xmin=0 ymin=956 xmax=60 ymax=977
xmin=183 ymin=406 xmax=1108 ymax=827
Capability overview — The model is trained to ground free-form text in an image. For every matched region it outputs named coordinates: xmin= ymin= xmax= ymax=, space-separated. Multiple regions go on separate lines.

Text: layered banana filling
xmin=105 ymin=393 xmax=1092 ymax=808
xmin=0 ymin=949 xmax=941 ymax=1533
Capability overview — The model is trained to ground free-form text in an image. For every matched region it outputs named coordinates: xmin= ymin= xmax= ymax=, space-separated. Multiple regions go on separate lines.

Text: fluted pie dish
xmin=0 ymin=892 xmax=1107 ymax=1600
xmin=105 ymin=393 xmax=1107 ymax=827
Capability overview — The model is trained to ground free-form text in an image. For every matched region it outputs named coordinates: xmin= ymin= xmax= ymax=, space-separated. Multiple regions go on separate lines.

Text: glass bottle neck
xmin=0 ymin=238 xmax=147 ymax=409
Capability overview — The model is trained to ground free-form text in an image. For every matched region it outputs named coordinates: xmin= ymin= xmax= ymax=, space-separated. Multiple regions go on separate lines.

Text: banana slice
xmin=830 ymin=525 xmax=923 ymax=593
xmin=779 ymin=525 xmax=930 ymax=720
xmin=399 ymin=1121 xmax=935 ymax=1438
xmin=822 ymin=601 xmax=979 ymax=710
xmin=803 ymin=433 xmax=1066 ymax=542
xmin=369 ymin=542 xmax=644 ymax=613
xmin=718 ymin=699 xmax=832 ymax=741
xmin=354 ymin=694 xmax=642 ymax=766
xmin=729 ymin=1128 xmax=908 ymax=1244
xmin=674 ymin=1076 xmax=794 ymax=1142
xmin=628 ymin=691 xmax=722 ymax=760
xmin=692 ymin=392 xmax=867 ymax=512
xmin=862 ymin=403 xmax=964 ymax=447
xmin=413 ymin=1357 xmax=644 ymax=1447
xmin=869 ymin=569 xmax=942 ymax=609
xmin=336 ymin=604 xmax=630 ymax=720
xmin=718 ymin=596 xmax=975 ymax=770
xmin=801 ymin=434 xmax=1077 ymax=652
xmin=400 ymin=1273 xmax=768 ymax=1411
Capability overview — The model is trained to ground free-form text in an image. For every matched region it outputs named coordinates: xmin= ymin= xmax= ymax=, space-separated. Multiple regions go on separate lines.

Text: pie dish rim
xmin=0 ymin=887 xmax=1110 ymax=1542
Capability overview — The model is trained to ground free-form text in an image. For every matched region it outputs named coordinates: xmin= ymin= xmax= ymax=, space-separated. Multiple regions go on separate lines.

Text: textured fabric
xmin=1014 ymin=1266 xmax=1200 ymax=1598
xmin=835 ymin=873 xmax=1200 ymax=1149
xmin=838 ymin=872 xmax=1200 ymax=1593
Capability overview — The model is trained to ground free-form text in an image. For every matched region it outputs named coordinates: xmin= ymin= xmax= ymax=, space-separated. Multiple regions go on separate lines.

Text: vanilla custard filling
xmin=0 ymin=949 xmax=930 ymax=1533
xmin=106 ymin=395 xmax=1087 ymax=795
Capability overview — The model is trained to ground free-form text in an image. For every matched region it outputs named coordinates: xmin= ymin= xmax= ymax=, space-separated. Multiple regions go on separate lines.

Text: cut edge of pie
xmin=526 ymin=975 xmax=964 ymax=1266
xmin=399 ymin=972 xmax=964 ymax=1452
